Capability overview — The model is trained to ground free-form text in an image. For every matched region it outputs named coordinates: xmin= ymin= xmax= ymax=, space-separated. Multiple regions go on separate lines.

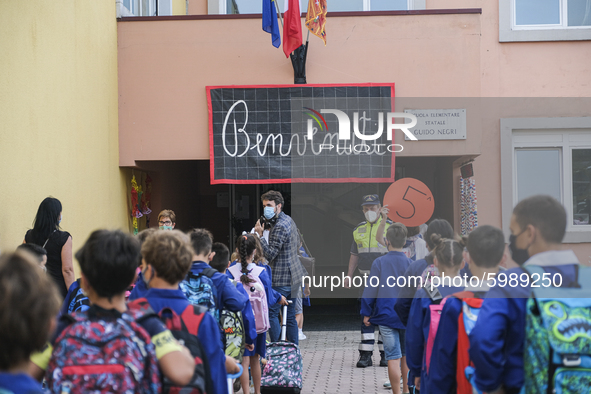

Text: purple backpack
xmin=229 ymin=264 xmax=270 ymax=334
xmin=45 ymin=306 xmax=161 ymax=394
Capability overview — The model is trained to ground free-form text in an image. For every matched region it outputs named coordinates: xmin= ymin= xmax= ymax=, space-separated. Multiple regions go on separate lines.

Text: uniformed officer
xmin=344 ymin=194 xmax=392 ymax=368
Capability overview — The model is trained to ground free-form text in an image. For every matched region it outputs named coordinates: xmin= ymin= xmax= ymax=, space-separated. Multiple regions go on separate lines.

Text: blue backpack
xmin=180 ymin=267 xmax=219 ymax=321
xmin=524 ymin=265 xmax=591 ymax=394
xmin=62 ymin=278 xmax=90 ymax=315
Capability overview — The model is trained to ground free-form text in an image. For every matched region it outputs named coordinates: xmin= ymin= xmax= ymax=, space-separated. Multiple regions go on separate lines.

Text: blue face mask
xmin=264 ymin=206 xmax=276 ymax=220
xmin=159 ymin=225 xmax=173 ymax=231
xmin=142 ymin=266 xmax=153 ymax=288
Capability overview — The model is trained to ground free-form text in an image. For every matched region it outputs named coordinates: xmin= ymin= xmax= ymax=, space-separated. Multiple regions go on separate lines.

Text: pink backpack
xmin=425 ymin=298 xmax=447 ymax=375
xmin=229 ymin=264 xmax=270 ymax=334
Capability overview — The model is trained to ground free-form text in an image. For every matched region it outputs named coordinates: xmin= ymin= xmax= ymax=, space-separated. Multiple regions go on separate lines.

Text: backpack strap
xmin=200 ymin=267 xmax=217 ymax=279
xmin=127 ymin=298 xmax=159 ymax=325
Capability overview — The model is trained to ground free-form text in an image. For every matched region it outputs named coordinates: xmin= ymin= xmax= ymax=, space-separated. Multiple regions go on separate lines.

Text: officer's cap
xmin=361 ymin=194 xmax=380 ymax=206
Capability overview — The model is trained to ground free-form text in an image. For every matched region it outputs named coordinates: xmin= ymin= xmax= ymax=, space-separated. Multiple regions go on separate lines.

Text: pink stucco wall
xmin=117 ymin=9 xmax=591 ymax=262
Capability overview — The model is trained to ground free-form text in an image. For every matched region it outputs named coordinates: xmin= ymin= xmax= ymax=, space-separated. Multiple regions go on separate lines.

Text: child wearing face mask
xmin=468 ymin=195 xmax=581 ymax=394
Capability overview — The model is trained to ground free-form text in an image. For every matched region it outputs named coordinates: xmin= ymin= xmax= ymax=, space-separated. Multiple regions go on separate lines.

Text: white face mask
xmin=364 ymin=210 xmax=378 ymax=223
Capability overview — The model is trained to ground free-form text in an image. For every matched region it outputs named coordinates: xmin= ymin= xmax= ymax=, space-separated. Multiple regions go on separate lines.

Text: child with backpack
xmin=0 ymin=251 xmax=61 ymax=394
xmin=133 ymin=230 xmax=239 ymax=394
xmin=469 ymin=195 xmax=583 ymax=394
xmin=179 ymin=229 xmax=247 ymax=324
xmin=211 ymin=242 xmax=257 ymax=360
xmin=227 ymin=234 xmax=287 ymax=394
xmin=361 ymin=223 xmax=412 ymax=394
xmin=425 ymin=225 xmax=506 ymax=394
xmin=406 ymin=234 xmax=467 ymax=392
xmin=29 ymin=229 xmax=196 ymax=393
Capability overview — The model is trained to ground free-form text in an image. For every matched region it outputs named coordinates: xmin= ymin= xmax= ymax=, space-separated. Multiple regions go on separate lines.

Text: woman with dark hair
xmin=24 ymin=197 xmax=74 ymax=298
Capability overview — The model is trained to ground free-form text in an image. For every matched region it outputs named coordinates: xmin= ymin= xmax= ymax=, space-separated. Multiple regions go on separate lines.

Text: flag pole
xmin=274 ymin=0 xmax=284 ymax=29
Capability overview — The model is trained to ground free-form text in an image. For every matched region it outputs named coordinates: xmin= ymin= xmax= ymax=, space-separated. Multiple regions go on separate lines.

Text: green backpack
xmin=524 ymin=265 xmax=591 ymax=393
xmin=221 ymin=308 xmax=245 ymax=362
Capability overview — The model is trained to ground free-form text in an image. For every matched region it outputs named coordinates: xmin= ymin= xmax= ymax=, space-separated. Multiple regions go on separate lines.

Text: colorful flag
xmin=283 ymin=0 xmax=303 ymax=58
xmin=263 ymin=0 xmax=281 ymax=48
xmin=305 ymin=0 xmax=327 ymax=45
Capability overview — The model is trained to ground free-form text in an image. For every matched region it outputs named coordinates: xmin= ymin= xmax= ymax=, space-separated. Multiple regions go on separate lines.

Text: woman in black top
xmin=24 ymin=197 xmax=74 ymax=298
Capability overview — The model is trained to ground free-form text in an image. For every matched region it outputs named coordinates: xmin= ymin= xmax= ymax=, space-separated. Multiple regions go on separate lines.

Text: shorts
xmin=378 ymin=325 xmax=405 ymax=360
xmin=295 ymin=295 xmax=303 ymax=314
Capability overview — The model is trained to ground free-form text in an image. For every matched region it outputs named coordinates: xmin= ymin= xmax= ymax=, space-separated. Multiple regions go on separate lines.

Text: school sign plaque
xmin=403 ymin=109 xmax=467 ymax=140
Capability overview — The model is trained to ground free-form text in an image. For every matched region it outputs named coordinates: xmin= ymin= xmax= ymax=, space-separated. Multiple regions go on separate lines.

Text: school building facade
xmin=2 ymin=1 xmax=590 ymax=272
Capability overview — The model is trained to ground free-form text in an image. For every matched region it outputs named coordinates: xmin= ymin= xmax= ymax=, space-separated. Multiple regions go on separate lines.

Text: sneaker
xmin=383 ymin=380 xmax=392 ymax=389
xmin=298 ymin=328 xmax=307 ymax=340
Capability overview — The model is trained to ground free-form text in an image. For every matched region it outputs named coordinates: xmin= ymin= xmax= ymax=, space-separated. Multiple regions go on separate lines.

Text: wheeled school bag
xmin=180 ymin=267 xmax=220 ymax=321
xmin=523 ymin=265 xmax=591 ymax=394
xmin=131 ymin=298 xmax=214 ymax=394
xmin=45 ymin=303 xmax=161 ymax=394
xmin=228 ymin=264 xmax=270 ymax=334
xmin=260 ymin=303 xmax=303 ymax=394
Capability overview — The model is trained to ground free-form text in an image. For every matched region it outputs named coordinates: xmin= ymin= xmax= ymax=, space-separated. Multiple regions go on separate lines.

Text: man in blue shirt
xmin=469 ymin=195 xmax=581 ymax=394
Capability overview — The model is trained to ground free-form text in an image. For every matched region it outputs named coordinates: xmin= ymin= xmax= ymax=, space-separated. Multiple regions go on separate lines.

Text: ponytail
xmin=430 ymin=233 xmax=463 ymax=269
xmin=238 ymin=234 xmax=256 ymax=285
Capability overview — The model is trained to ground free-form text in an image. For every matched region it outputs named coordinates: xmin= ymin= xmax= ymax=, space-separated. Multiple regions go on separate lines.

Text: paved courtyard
xmin=238 ymin=329 xmax=393 ymax=394
xmin=300 ymin=330 xmax=391 ymax=394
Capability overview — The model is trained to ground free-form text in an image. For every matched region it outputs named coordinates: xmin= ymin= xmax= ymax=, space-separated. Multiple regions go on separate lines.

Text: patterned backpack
xmin=131 ymin=298 xmax=213 ymax=394
xmin=228 ymin=264 xmax=270 ymax=334
xmin=45 ymin=304 xmax=161 ymax=394
xmin=220 ymin=308 xmax=245 ymax=362
xmin=180 ymin=267 xmax=219 ymax=321
xmin=64 ymin=278 xmax=90 ymax=314
xmin=524 ymin=265 xmax=591 ymax=393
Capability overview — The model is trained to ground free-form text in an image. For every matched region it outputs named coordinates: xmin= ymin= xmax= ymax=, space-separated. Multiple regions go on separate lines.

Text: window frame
xmin=215 ymin=0 xmax=425 ymax=15
xmin=499 ymin=0 xmax=591 ymax=42
xmin=501 ymin=117 xmax=591 ymax=243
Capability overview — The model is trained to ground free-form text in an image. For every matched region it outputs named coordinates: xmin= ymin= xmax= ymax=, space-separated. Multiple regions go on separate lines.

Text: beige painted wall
xmin=0 ymin=1 xmax=128 ymax=266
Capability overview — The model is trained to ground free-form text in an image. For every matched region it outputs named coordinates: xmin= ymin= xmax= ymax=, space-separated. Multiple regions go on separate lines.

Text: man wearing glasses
xmin=158 ymin=209 xmax=176 ymax=230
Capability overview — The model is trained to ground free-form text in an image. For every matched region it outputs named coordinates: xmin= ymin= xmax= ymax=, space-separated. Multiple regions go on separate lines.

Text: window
xmin=223 ymin=0 xmax=419 ymax=15
xmin=572 ymin=148 xmax=591 ymax=225
xmin=499 ymin=0 xmax=591 ymax=41
xmin=501 ymin=117 xmax=591 ymax=242
xmin=514 ymin=0 xmax=591 ymax=28
xmin=122 ymin=0 xmax=172 ymax=16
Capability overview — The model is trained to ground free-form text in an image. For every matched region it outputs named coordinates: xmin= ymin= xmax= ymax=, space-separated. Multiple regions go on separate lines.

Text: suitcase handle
xmin=280 ymin=300 xmax=292 ymax=341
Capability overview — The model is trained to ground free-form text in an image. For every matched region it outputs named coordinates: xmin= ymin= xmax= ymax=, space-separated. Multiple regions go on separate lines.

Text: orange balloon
xmin=383 ymin=178 xmax=434 ymax=227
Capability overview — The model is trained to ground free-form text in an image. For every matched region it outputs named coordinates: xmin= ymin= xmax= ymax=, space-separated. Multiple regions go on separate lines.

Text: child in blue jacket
xmin=0 ymin=252 xmax=61 ymax=394
xmin=136 ymin=230 xmax=240 ymax=394
xmin=426 ymin=225 xmax=507 ymax=394
xmin=406 ymin=234 xmax=467 ymax=392
xmin=227 ymin=234 xmax=287 ymax=394
xmin=361 ymin=223 xmax=412 ymax=394
xmin=469 ymin=195 xmax=581 ymax=394
xmin=211 ymin=242 xmax=257 ymax=353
